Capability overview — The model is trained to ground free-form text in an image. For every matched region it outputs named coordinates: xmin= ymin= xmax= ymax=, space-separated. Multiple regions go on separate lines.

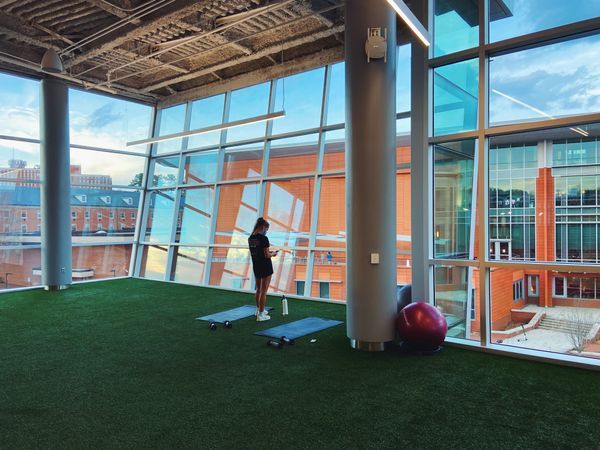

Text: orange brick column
xmin=536 ymin=167 xmax=555 ymax=307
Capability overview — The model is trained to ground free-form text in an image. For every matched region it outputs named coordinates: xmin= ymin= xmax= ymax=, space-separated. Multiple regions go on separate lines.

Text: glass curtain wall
xmin=0 ymin=71 xmax=153 ymax=291
xmin=430 ymin=0 xmax=600 ymax=364
xmin=136 ymin=47 xmax=412 ymax=301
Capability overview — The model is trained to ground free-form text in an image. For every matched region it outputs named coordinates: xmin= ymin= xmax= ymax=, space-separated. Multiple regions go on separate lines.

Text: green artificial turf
xmin=1 ymin=278 xmax=599 ymax=449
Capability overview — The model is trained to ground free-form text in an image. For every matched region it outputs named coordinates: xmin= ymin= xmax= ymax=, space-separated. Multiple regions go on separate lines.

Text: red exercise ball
xmin=396 ymin=302 xmax=448 ymax=351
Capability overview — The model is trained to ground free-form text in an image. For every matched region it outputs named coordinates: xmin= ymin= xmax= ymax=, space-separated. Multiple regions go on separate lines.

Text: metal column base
xmin=44 ymin=285 xmax=70 ymax=291
xmin=349 ymin=339 xmax=389 ymax=352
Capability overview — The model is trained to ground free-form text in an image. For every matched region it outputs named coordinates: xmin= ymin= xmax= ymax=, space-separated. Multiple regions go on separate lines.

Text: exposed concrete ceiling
xmin=0 ymin=0 xmax=416 ymax=106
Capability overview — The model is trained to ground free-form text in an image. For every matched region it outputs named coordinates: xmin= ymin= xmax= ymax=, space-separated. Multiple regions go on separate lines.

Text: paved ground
xmin=502 ymin=329 xmax=576 ymax=353
xmin=522 ymin=304 xmax=600 ymax=322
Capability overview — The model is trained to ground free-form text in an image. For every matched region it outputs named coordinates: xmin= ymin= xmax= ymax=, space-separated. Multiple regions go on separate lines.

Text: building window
xmin=470 ymin=288 xmax=476 ymax=320
xmin=97 ymin=212 xmax=102 ymax=220
xmin=72 ymin=224 xmax=76 ymax=232
xmin=513 ymin=279 xmax=524 ymax=302
xmin=296 ymin=280 xmax=305 ymax=296
xmin=97 ymin=224 xmax=102 ymax=231
xmin=21 ymin=210 xmax=27 ymax=220
xmin=21 ymin=224 xmax=27 ymax=233
xmin=319 ymin=282 xmax=330 ymax=299
xmin=37 ymin=211 xmax=41 ymax=219
xmin=131 ymin=212 xmax=136 ymax=220
xmin=85 ymin=211 xmax=90 ymax=220
xmin=527 ymin=275 xmax=539 ymax=297
xmin=71 ymin=211 xmax=77 ymax=219
xmin=553 ymin=277 xmax=566 ymax=297
xmin=120 ymin=212 xmax=125 ymax=219
xmin=109 ymin=211 xmax=114 ymax=219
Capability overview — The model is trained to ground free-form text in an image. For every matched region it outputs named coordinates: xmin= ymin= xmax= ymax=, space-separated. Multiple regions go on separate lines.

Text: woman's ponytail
xmin=252 ymin=217 xmax=269 ymax=234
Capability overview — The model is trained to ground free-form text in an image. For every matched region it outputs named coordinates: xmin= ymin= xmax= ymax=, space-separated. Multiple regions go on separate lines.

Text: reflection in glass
xmin=0 ymin=247 xmax=41 ymax=290
xmin=0 ymin=140 xmax=40 ymax=181
xmin=177 ymin=187 xmax=214 ymax=244
xmin=156 ymin=104 xmax=186 ymax=154
xmin=0 ymin=183 xmax=40 ymax=245
xmin=490 ymin=34 xmax=600 ymax=126
xmin=269 ymin=248 xmax=308 ymax=296
xmin=434 ymin=265 xmax=477 ymax=340
xmin=183 ymin=151 xmax=218 ymax=185
xmin=272 ymin=68 xmax=325 ymax=135
xmin=226 ymin=82 xmax=270 ymax=143
xmin=433 ymin=59 xmax=478 ymax=136
xmin=188 ymin=94 xmax=224 ymax=149
xmin=434 ymin=139 xmax=476 ymax=259
xmin=316 ymin=176 xmax=345 ymax=247
xmin=264 ymin=178 xmax=313 ymax=248
xmin=140 ymin=245 xmax=168 ymax=280
xmin=490 ymin=0 xmax=600 ymax=42
xmin=434 ymin=0 xmax=479 ymax=56
xmin=171 ymin=246 xmax=208 ymax=284
xmin=322 ymin=129 xmax=345 ymax=172
xmin=491 ymin=268 xmax=600 ymax=359
xmin=0 ymin=72 xmax=39 ymax=139
xmin=268 ymin=134 xmax=318 ymax=177
xmin=209 ymin=247 xmax=253 ymax=290
xmin=215 ymin=183 xmax=259 ymax=246
xmin=222 ymin=144 xmax=263 ymax=181
xmin=311 ymin=250 xmax=346 ymax=300
xmin=151 ymin=157 xmax=179 ymax=187
xmin=72 ymin=244 xmax=132 ymax=281
xmin=144 ymin=190 xmax=175 ymax=243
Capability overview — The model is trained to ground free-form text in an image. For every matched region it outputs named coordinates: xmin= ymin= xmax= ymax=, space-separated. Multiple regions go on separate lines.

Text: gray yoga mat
xmin=254 ymin=317 xmax=343 ymax=340
xmin=196 ymin=305 xmax=273 ymax=323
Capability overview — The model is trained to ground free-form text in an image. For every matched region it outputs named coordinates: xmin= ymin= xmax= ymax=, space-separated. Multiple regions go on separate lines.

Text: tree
xmin=129 ymin=173 xmax=177 ymax=187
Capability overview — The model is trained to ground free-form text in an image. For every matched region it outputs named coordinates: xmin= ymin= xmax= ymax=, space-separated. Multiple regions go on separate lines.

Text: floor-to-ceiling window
xmin=430 ymin=0 xmax=600 ymax=363
xmin=136 ymin=46 xmax=412 ymax=301
xmin=0 ymin=71 xmax=153 ymax=290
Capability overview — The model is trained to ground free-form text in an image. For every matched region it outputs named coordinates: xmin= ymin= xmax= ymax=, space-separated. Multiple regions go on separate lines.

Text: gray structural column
xmin=345 ymin=0 xmax=397 ymax=351
xmin=410 ymin=0 xmax=430 ymax=302
xmin=40 ymin=78 xmax=72 ymax=290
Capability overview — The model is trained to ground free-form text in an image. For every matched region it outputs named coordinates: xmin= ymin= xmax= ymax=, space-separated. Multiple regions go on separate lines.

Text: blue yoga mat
xmin=196 ymin=305 xmax=272 ymax=323
xmin=254 ymin=317 xmax=343 ymax=340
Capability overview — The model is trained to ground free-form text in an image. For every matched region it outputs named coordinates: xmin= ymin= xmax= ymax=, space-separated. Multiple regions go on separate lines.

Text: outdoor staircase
xmin=539 ymin=317 xmax=593 ymax=335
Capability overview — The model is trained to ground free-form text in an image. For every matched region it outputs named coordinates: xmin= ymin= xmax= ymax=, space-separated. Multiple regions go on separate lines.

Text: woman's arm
xmin=263 ymin=247 xmax=278 ymax=259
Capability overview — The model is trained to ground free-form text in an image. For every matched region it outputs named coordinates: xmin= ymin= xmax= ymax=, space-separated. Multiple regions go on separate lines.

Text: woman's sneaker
xmin=256 ymin=311 xmax=271 ymax=322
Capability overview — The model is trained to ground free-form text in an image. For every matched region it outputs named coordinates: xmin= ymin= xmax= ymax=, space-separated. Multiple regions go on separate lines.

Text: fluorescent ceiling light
xmin=384 ymin=0 xmax=430 ymax=47
xmin=126 ymin=111 xmax=285 ymax=147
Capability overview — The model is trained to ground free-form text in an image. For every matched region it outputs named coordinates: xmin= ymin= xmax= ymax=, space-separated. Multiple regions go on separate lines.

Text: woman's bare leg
xmin=259 ymin=275 xmax=272 ymax=313
xmin=254 ymin=277 xmax=261 ymax=313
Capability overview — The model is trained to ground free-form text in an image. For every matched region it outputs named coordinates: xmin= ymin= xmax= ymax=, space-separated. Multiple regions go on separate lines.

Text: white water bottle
xmin=282 ymin=295 xmax=289 ymax=316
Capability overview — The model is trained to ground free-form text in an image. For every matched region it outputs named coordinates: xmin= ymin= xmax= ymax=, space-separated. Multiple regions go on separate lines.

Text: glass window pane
xmin=144 ymin=190 xmax=175 ymax=243
xmin=156 ymin=104 xmax=186 ymax=155
xmin=311 ymin=250 xmax=346 ymax=300
xmin=397 ymin=44 xmax=411 ymax=112
xmin=176 ymin=187 xmax=214 ymax=245
xmin=0 ymin=140 xmax=40 ymax=183
xmin=434 ymin=265 xmax=477 ymax=340
xmin=434 ymin=139 xmax=476 ymax=259
xmin=0 ymin=183 xmax=40 ymax=243
xmin=490 ymin=34 xmax=600 ymax=126
xmin=0 ymin=72 xmax=39 ymax=139
xmin=151 ymin=157 xmax=179 ymax=188
xmin=492 ymin=268 xmax=600 ymax=359
xmin=326 ymin=62 xmax=345 ymax=126
xmin=226 ymin=82 xmax=270 ymax=143
xmin=209 ymin=247 xmax=253 ymax=290
xmin=433 ymin=59 xmax=479 ymax=136
xmin=69 ymin=88 xmax=152 ymax=152
xmin=72 ymin=244 xmax=132 ymax=281
xmin=263 ymin=178 xmax=313 ymax=248
xmin=70 ymin=188 xmax=139 ymax=240
xmin=215 ymin=183 xmax=259 ymax=245
xmin=316 ymin=176 xmax=346 ymax=248
xmin=268 ymin=134 xmax=318 ymax=177
xmin=434 ymin=0 xmax=479 ymax=56
xmin=183 ymin=151 xmax=218 ymax=185
xmin=269 ymin=248 xmax=308 ymax=296
xmin=322 ymin=129 xmax=345 ymax=172
xmin=139 ymin=245 xmax=168 ymax=280
xmin=70 ymin=149 xmax=146 ymax=187
xmin=221 ymin=143 xmax=263 ymax=181
xmin=188 ymin=94 xmax=224 ymax=149
xmin=490 ymin=0 xmax=600 ymax=42
xmin=272 ymin=68 xmax=325 ymax=135
xmin=171 ymin=246 xmax=208 ymax=284
xmin=0 ymin=247 xmax=41 ymax=290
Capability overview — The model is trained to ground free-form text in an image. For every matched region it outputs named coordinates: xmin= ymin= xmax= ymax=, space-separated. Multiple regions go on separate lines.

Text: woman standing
xmin=248 ymin=218 xmax=278 ymax=321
